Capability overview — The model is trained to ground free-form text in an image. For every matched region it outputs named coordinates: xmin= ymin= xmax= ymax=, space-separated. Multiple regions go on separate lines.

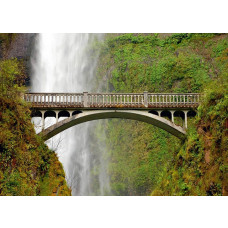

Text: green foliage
xmin=0 ymin=34 xmax=17 ymax=54
xmin=0 ymin=59 xmax=71 ymax=196
xmin=152 ymin=78 xmax=227 ymax=196
xmin=213 ymin=38 xmax=228 ymax=57
xmin=95 ymin=33 xmax=217 ymax=94
xmin=94 ymin=33 xmax=228 ymax=195
xmin=0 ymin=59 xmax=21 ymax=96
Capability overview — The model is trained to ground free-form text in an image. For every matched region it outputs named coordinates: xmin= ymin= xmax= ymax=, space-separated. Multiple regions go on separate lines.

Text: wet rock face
xmin=1 ymin=33 xmax=37 ymax=87
xmin=6 ymin=33 xmax=36 ymax=60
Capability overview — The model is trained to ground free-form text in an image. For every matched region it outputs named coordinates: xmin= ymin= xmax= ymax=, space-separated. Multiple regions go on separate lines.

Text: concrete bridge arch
xmin=37 ymin=109 xmax=188 ymax=141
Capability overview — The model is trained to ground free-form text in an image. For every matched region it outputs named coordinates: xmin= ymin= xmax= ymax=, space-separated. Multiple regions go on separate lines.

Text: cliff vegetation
xmin=0 ymin=36 xmax=71 ymax=195
xmin=93 ymin=33 xmax=228 ymax=195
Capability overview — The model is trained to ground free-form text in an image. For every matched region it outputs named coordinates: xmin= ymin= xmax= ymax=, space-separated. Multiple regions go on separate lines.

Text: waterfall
xmin=31 ymin=33 xmax=111 ymax=195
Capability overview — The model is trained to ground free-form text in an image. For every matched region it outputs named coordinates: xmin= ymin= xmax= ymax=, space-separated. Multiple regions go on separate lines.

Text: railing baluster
xmin=113 ymin=95 xmax=115 ymax=105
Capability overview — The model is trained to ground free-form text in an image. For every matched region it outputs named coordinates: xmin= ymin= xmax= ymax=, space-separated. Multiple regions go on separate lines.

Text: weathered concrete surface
xmin=39 ymin=110 xmax=186 ymax=141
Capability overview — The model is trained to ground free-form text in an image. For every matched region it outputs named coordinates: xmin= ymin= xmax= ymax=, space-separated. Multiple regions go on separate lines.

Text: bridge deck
xmin=24 ymin=92 xmax=201 ymax=109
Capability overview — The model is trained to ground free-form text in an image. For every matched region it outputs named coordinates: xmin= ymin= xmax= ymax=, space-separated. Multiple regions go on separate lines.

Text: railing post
xmin=83 ymin=92 xmax=88 ymax=107
xmin=144 ymin=91 xmax=148 ymax=108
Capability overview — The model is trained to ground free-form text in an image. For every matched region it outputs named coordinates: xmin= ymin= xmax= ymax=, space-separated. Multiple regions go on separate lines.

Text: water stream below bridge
xmin=31 ymin=33 xmax=111 ymax=195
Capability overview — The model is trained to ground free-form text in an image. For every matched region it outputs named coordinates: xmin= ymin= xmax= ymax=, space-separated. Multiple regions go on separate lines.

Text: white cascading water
xmin=31 ymin=33 xmax=111 ymax=195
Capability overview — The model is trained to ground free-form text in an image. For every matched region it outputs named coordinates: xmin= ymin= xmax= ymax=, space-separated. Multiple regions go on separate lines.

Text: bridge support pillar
xmin=41 ymin=111 xmax=45 ymax=130
xmin=170 ymin=110 xmax=175 ymax=123
xmin=184 ymin=111 xmax=188 ymax=129
xmin=55 ymin=111 xmax=59 ymax=123
xmin=69 ymin=111 xmax=73 ymax=117
xmin=157 ymin=110 xmax=161 ymax=117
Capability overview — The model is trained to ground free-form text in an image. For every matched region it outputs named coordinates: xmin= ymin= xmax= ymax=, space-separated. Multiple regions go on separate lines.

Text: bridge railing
xmin=24 ymin=93 xmax=84 ymax=107
xmin=87 ymin=93 xmax=145 ymax=107
xmin=147 ymin=93 xmax=200 ymax=107
xmin=24 ymin=92 xmax=201 ymax=108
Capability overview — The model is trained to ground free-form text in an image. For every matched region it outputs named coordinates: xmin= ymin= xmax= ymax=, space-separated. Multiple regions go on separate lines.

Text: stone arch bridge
xmin=24 ymin=92 xmax=201 ymax=141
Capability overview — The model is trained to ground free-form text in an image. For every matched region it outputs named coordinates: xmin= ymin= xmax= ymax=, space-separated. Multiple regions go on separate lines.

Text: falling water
xmin=31 ymin=33 xmax=111 ymax=195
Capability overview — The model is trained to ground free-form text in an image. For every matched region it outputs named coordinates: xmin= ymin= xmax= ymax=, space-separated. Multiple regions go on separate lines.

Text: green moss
xmin=94 ymin=33 xmax=228 ymax=195
xmin=152 ymin=78 xmax=227 ymax=196
xmin=0 ymin=58 xmax=71 ymax=196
